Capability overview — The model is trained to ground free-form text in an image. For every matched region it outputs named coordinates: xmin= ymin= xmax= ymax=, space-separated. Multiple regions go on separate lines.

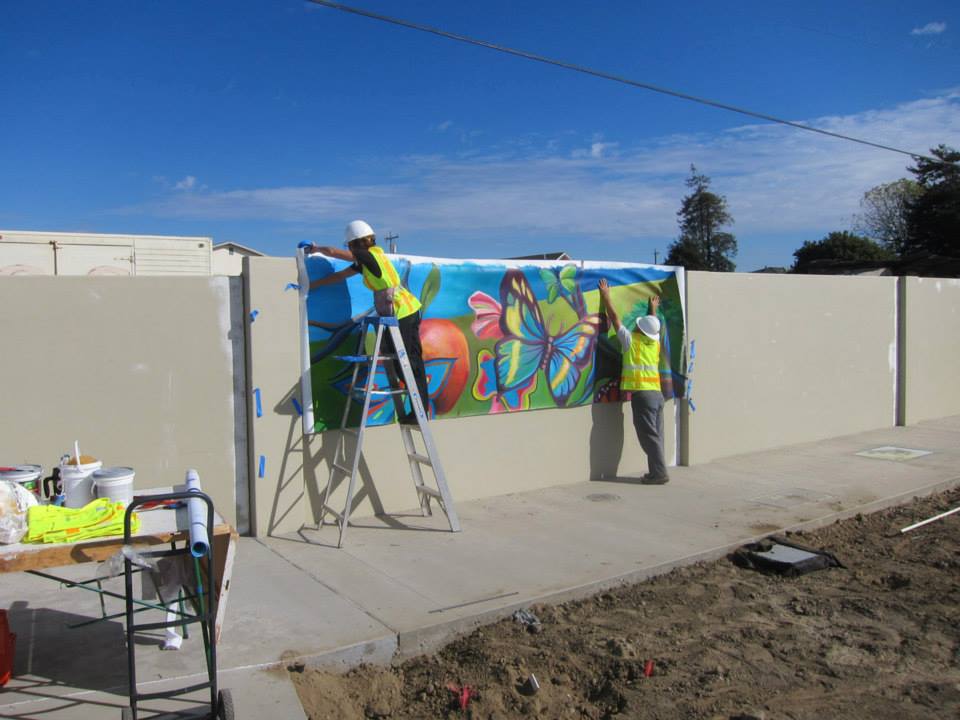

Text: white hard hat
xmin=636 ymin=315 xmax=661 ymax=340
xmin=344 ymin=220 xmax=375 ymax=244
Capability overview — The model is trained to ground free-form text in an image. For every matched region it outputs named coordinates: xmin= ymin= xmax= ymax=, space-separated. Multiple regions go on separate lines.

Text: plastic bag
xmin=0 ymin=480 xmax=38 ymax=544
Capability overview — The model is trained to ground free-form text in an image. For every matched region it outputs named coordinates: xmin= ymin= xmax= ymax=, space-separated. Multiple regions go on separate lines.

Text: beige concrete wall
xmin=0 ymin=276 xmax=243 ymax=527
xmin=245 ymin=257 xmax=668 ymax=535
xmin=902 ymin=277 xmax=960 ymax=425
xmin=684 ymin=271 xmax=897 ymax=465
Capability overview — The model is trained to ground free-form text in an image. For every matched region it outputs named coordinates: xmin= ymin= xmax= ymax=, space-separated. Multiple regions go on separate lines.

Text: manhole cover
xmin=856 ymin=446 xmax=933 ymax=461
xmin=586 ymin=493 xmax=621 ymax=502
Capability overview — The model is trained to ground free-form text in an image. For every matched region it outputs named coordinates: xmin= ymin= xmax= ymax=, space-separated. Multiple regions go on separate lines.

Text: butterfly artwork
xmin=539 ymin=264 xmax=578 ymax=305
xmin=493 ymin=269 xmax=599 ymax=408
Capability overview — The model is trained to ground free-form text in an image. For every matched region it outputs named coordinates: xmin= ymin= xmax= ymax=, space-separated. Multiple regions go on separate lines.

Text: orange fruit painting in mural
xmin=420 ymin=318 xmax=470 ymax=415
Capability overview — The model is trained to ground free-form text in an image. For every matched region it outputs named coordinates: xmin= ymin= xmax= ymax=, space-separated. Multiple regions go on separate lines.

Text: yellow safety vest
xmin=621 ymin=330 xmax=661 ymax=392
xmin=361 ymin=247 xmax=422 ymax=320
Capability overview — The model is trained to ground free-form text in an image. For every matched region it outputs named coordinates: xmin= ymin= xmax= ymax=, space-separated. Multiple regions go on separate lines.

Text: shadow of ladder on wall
xmin=318 ymin=315 xmax=461 ymax=548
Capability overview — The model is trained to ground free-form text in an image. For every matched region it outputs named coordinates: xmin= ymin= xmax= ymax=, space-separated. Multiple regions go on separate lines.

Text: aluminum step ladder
xmin=319 ymin=315 xmax=460 ymax=547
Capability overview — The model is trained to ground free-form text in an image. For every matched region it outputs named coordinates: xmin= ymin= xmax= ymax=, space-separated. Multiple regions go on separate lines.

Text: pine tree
xmin=665 ymin=166 xmax=737 ymax=271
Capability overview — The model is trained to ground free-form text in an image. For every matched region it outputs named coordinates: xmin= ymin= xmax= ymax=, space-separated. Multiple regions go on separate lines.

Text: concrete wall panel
xmin=903 ymin=277 xmax=960 ymax=425
xmin=0 ymin=276 xmax=241 ymax=525
xmin=685 ymin=271 xmax=897 ymax=465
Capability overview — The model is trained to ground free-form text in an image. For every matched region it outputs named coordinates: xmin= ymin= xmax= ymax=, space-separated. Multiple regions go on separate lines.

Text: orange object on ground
xmin=0 ymin=609 xmax=15 ymax=686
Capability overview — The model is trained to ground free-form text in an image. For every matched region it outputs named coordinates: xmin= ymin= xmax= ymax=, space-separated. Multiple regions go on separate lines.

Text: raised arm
xmin=597 ymin=278 xmax=622 ymax=330
xmin=648 ymin=294 xmax=661 ymax=316
xmin=305 ymin=244 xmax=354 ymax=262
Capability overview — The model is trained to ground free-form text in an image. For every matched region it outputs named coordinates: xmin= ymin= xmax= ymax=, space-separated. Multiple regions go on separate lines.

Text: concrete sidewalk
xmin=3 ymin=416 xmax=958 ymax=719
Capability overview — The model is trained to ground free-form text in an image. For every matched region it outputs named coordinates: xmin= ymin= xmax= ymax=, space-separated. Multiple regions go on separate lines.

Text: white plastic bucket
xmin=93 ymin=467 xmax=135 ymax=506
xmin=60 ymin=459 xmax=102 ymax=508
xmin=0 ymin=465 xmax=43 ymax=496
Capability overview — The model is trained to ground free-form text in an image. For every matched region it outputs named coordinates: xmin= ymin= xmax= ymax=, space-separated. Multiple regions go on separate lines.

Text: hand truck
xmin=121 ymin=490 xmax=234 ymax=720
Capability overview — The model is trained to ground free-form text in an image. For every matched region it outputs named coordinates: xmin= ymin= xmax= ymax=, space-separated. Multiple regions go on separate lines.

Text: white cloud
xmin=174 ymin=175 xmax=198 ymax=191
xmin=127 ymin=92 xmax=960 ymax=244
xmin=911 ymin=21 xmax=946 ymax=36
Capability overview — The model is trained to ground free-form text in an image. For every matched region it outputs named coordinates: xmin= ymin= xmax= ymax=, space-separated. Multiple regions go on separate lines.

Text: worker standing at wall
xmin=306 ymin=220 xmax=429 ymax=423
xmin=597 ymin=278 xmax=669 ymax=484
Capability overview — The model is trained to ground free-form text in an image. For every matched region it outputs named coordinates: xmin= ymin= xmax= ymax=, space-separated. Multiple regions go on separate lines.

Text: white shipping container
xmin=0 ymin=230 xmax=213 ymax=276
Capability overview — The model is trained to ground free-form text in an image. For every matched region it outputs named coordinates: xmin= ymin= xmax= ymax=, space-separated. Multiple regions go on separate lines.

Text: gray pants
xmin=630 ymin=391 xmax=668 ymax=478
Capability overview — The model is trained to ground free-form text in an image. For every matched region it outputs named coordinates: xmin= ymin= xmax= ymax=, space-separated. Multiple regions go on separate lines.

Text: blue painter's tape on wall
xmin=285 ymin=283 xmax=301 ymax=291
xmin=250 ymin=309 xmax=259 ymax=322
xmin=291 ymin=397 xmax=303 ymax=416
xmin=258 ymin=455 xmax=266 ymax=478
xmin=690 ymin=340 xmax=696 ymax=359
xmin=688 ymin=399 xmax=697 ymax=412
xmin=254 ymin=388 xmax=262 ymax=418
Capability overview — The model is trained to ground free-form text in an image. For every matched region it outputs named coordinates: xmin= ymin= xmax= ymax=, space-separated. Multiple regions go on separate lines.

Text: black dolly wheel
xmin=217 ymin=688 xmax=235 ymax=720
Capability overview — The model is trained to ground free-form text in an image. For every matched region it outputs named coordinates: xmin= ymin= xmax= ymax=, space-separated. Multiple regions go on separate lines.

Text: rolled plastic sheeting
xmin=185 ymin=469 xmax=210 ymax=559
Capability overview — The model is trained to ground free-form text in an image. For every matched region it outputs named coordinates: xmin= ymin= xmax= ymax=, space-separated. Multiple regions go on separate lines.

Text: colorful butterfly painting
xmin=539 ymin=264 xmax=578 ymax=304
xmin=494 ymin=270 xmax=599 ymax=407
xmin=472 ymin=348 xmax=537 ymax=413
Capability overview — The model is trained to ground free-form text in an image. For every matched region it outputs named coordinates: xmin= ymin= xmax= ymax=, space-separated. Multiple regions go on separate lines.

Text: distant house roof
xmin=802 ymin=252 xmax=960 ymax=278
xmin=213 ymin=242 xmax=265 ymax=257
xmin=752 ymin=266 xmax=789 ymax=274
xmin=508 ymin=251 xmax=572 ymax=261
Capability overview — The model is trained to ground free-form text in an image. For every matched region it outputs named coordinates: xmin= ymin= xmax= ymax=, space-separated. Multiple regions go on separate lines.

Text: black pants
xmin=384 ymin=311 xmax=430 ymax=417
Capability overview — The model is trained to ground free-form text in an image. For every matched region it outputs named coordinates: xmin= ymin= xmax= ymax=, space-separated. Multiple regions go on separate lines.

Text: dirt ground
xmin=290 ymin=487 xmax=960 ymax=720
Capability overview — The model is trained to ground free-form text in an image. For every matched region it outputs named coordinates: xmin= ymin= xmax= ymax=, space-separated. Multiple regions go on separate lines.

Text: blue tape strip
xmin=285 ymin=283 xmax=301 ymax=291
xmin=690 ymin=340 xmax=696 ymax=359
xmin=291 ymin=397 xmax=303 ymax=416
xmin=258 ymin=455 xmax=266 ymax=478
xmin=254 ymin=388 xmax=262 ymax=418
xmin=249 ymin=309 xmax=259 ymax=322
xmin=688 ymin=399 xmax=696 ymax=412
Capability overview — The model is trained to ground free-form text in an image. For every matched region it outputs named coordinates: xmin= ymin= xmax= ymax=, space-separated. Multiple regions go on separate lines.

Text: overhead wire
xmin=306 ymin=0 xmax=947 ymax=164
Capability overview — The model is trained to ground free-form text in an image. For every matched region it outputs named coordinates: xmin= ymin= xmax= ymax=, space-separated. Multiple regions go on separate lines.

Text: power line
xmin=306 ymin=0 xmax=944 ymax=164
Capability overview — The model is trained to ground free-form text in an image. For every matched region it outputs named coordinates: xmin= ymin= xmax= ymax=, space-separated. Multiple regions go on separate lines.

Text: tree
xmin=665 ymin=165 xmax=737 ymax=271
xmin=791 ymin=231 xmax=894 ymax=274
xmin=905 ymin=144 xmax=960 ymax=257
xmin=853 ymin=178 xmax=921 ymax=255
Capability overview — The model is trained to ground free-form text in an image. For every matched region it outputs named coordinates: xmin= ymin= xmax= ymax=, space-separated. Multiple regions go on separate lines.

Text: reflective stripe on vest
xmin=361 ymin=247 xmax=422 ymax=320
xmin=621 ymin=331 xmax=661 ymax=391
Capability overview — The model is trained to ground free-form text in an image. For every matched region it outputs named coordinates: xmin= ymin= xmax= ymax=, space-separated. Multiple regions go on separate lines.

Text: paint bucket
xmin=93 ymin=467 xmax=135 ymax=506
xmin=0 ymin=465 xmax=43 ymax=497
xmin=60 ymin=457 xmax=102 ymax=509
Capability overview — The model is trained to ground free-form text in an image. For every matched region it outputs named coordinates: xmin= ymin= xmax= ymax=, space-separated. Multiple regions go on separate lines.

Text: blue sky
xmin=3 ymin=0 xmax=959 ymax=271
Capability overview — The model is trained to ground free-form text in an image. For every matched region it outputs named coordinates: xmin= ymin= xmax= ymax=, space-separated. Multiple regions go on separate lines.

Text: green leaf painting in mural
xmin=420 ymin=264 xmax=441 ymax=313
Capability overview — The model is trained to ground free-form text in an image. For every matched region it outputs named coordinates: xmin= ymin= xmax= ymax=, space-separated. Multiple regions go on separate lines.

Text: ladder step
xmin=408 ymin=452 xmax=433 ymax=466
xmin=417 ymin=486 xmax=442 ymax=500
xmin=336 ymin=354 xmax=397 ymax=363
xmin=331 ymin=462 xmax=353 ymax=474
xmin=352 ymin=388 xmax=405 ymax=397
xmin=341 ymin=427 xmax=359 ymax=436
xmin=323 ymin=504 xmax=345 ymax=523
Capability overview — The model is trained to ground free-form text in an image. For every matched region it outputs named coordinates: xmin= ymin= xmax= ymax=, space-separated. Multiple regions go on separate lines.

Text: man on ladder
xmin=305 ymin=221 xmax=459 ymax=547
xmin=306 ymin=220 xmax=429 ymax=423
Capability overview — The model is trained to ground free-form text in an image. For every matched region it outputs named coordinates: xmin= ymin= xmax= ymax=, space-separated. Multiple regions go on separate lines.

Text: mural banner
xmin=297 ymin=252 xmax=685 ymax=434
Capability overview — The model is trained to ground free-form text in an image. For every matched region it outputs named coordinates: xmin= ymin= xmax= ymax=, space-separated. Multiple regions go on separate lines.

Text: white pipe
xmin=900 ymin=505 xmax=960 ymax=534
xmin=185 ymin=469 xmax=210 ymax=558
